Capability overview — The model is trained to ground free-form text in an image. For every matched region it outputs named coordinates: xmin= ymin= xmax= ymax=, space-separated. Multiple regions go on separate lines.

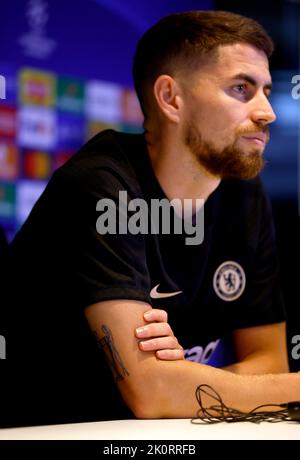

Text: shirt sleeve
xmin=53 ymin=165 xmax=153 ymax=310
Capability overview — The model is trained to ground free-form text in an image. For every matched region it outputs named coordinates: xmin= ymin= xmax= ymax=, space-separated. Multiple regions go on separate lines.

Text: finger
xmin=143 ymin=309 xmax=168 ymax=323
xmin=138 ymin=336 xmax=180 ymax=351
xmin=156 ymin=349 xmax=185 ymax=360
xmin=135 ymin=322 xmax=173 ymax=339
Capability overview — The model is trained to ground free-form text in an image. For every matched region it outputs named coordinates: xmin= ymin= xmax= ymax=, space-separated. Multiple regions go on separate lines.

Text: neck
xmin=145 ymin=126 xmax=221 ymax=211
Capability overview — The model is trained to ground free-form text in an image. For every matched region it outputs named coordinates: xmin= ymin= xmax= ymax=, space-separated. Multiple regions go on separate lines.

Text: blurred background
xmin=0 ymin=0 xmax=299 ymax=368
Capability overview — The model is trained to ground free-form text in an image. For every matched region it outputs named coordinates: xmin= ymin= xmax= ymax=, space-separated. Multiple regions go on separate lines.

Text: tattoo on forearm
xmin=93 ymin=325 xmax=130 ymax=382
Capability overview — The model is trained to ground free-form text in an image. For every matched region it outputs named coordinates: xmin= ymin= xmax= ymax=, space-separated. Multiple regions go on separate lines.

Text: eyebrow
xmin=230 ymin=73 xmax=272 ymax=91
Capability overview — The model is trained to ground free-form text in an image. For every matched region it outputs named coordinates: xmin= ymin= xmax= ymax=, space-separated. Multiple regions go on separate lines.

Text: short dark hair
xmin=133 ymin=10 xmax=274 ymax=116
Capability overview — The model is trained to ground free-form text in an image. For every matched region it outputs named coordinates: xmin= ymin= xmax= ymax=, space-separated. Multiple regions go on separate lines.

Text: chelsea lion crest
xmin=213 ymin=261 xmax=246 ymax=301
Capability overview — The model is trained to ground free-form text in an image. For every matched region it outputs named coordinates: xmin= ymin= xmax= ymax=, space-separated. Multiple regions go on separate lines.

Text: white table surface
xmin=0 ymin=418 xmax=300 ymax=440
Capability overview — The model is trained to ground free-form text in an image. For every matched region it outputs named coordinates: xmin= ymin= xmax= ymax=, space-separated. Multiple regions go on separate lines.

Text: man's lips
xmin=241 ymin=133 xmax=267 ymax=145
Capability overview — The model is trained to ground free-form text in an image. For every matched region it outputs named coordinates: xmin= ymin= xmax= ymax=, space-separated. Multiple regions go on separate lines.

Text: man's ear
xmin=153 ymin=75 xmax=183 ymax=123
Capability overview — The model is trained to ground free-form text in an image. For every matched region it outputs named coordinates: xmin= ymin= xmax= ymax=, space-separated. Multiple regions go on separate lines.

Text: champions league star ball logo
xmin=213 ymin=261 xmax=246 ymax=301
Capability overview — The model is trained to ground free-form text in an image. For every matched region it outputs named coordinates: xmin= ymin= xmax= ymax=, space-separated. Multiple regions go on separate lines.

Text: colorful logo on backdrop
xmin=19 ymin=68 xmax=56 ymax=106
xmin=0 ymin=182 xmax=16 ymax=222
xmin=21 ymin=149 xmax=51 ymax=180
xmin=17 ymin=106 xmax=57 ymax=150
xmin=0 ymin=105 xmax=17 ymax=138
xmin=0 ymin=143 xmax=19 ymax=180
xmin=57 ymin=77 xmax=84 ymax=113
xmin=85 ymin=80 xmax=122 ymax=123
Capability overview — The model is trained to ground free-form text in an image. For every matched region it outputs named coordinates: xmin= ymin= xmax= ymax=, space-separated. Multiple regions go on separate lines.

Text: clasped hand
xmin=135 ymin=309 xmax=184 ymax=360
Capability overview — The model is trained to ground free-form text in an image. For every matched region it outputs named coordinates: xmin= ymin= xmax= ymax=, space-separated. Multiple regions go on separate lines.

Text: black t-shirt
xmin=1 ymin=129 xmax=286 ymax=426
xmin=0 ymin=227 xmax=7 ymax=252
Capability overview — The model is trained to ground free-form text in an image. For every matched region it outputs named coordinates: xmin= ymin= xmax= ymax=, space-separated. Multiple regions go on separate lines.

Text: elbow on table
xmin=130 ymin=394 xmax=167 ymax=420
xmin=126 ymin=386 xmax=166 ymax=420
xmin=131 ymin=401 xmax=161 ymax=419
xmin=123 ymin=370 xmax=169 ymax=419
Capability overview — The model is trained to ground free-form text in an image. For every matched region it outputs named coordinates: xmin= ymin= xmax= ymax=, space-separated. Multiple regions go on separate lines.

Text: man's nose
xmin=249 ymin=92 xmax=277 ymax=126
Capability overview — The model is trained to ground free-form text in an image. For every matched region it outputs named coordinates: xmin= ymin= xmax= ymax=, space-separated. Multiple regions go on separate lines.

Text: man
xmin=2 ymin=10 xmax=299 ymax=426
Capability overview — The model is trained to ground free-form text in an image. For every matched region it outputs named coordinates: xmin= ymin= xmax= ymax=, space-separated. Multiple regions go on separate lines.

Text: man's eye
xmin=233 ymin=84 xmax=246 ymax=93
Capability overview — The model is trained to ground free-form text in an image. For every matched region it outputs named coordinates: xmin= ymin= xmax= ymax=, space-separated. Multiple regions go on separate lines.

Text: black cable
xmin=191 ymin=384 xmax=300 ymax=424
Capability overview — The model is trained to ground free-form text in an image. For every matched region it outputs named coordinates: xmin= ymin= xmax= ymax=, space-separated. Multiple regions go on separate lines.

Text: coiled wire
xmin=191 ymin=384 xmax=294 ymax=424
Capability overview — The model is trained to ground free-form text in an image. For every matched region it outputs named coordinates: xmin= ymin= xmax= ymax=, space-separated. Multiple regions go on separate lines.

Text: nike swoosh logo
xmin=150 ymin=284 xmax=182 ymax=299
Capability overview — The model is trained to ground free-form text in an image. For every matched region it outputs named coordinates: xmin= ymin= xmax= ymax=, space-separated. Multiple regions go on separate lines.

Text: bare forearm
xmin=222 ymin=351 xmax=290 ymax=375
xmin=133 ymin=359 xmax=300 ymax=419
xmin=85 ymin=300 xmax=297 ymax=421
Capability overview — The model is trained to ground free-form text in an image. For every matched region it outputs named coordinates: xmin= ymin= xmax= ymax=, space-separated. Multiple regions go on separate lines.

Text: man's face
xmin=181 ymin=43 xmax=276 ymax=179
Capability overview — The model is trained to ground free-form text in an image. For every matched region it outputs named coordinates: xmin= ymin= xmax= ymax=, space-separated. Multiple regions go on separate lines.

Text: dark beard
xmin=184 ymin=123 xmax=266 ymax=180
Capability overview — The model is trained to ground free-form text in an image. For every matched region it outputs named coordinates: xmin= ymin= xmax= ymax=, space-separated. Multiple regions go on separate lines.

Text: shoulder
xmin=53 ymin=129 xmax=145 ymax=193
